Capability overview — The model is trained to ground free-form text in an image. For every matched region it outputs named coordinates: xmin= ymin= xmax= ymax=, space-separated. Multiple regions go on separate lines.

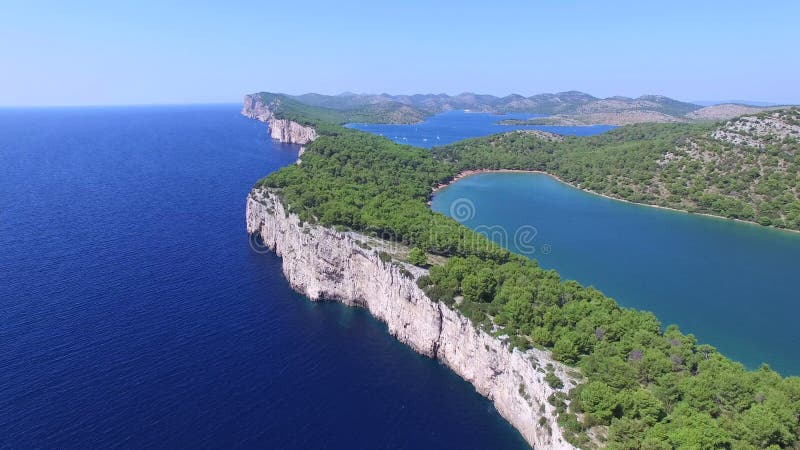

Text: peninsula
xmin=243 ymin=92 xmax=800 ymax=449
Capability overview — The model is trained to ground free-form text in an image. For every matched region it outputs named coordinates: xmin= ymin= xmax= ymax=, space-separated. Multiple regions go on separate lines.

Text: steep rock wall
xmin=246 ymin=189 xmax=579 ymax=449
xmin=241 ymin=94 xmax=318 ymax=145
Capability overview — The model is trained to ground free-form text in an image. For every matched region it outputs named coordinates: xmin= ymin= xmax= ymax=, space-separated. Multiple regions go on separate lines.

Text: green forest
xmin=253 ymin=92 xmax=425 ymax=129
xmin=255 ymin=105 xmax=800 ymax=449
xmin=435 ymin=111 xmax=800 ymax=230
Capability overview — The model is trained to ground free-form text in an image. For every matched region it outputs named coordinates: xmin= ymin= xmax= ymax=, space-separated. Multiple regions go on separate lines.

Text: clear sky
xmin=2 ymin=0 xmax=799 ymax=106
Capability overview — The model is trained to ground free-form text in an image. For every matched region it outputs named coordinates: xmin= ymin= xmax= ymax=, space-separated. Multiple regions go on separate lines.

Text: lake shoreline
xmin=430 ymin=169 xmax=800 ymax=235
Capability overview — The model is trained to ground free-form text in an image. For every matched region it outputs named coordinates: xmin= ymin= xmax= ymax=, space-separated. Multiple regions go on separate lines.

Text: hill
xmin=243 ymin=92 xmax=426 ymax=128
xmin=686 ymin=104 xmax=788 ymax=121
xmin=250 ymin=91 xmax=795 ymax=126
xmin=251 ymin=91 xmax=709 ymax=125
xmin=435 ymin=108 xmax=800 ymax=229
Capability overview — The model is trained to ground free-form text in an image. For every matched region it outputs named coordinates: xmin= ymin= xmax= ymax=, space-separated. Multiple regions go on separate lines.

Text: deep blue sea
xmin=0 ymin=106 xmax=528 ymax=448
xmin=432 ymin=173 xmax=800 ymax=376
xmin=346 ymin=110 xmax=614 ymax=147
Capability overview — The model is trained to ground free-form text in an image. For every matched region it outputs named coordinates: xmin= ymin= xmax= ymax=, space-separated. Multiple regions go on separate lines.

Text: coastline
xmin=246 ymin=190 xmax=579 ymax=449
xmin=242 ymin=98 xmax=800 ymax=448
xmin=430 ymin=169 xmax=800 ymax=235
xmin=242 ymin=103 xmax=579 ymax=448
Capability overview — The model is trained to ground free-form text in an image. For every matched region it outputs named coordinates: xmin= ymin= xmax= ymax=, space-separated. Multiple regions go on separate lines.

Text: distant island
xmin=244 ymin=92 xmax=800 ymax=449
xmin=243 ymin=90 xmax=791 ymax=127
xmin=497 ymin=104 xmax=790 ymax=126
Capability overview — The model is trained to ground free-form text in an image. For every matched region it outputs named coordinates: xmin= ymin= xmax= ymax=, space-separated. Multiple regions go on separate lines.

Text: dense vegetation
xmin=260 ymin=129 xmax=513 ymax=262
xmin=421 ymin=256 xmax=800 ymax=449
xmin=253 ymin=93 xmax=426 ymax=127
xmin=435 ymin=111 xmax=800 ymax=230
xmin=254 ymin=104 xmax=800 ymax=448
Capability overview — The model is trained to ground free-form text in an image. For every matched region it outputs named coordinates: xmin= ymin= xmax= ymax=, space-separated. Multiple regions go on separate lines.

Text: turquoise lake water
xmin=432 ymin=173 xmax=800 ymax=376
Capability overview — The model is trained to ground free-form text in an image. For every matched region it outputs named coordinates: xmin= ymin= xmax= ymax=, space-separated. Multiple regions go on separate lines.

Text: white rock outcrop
xmin=711 ymin=109 xmax=800 ymax=149
xmin=246 ymin=189 xmax=578 ymax=449
xmin=241 ymin=94 xmax=318 ymax=145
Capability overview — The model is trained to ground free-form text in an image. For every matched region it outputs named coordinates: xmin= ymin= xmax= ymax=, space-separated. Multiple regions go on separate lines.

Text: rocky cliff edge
xmin=246 ymin=189 xmax=579 ymax=449
xmin=242 ymin=94 xmax=318 ymax=145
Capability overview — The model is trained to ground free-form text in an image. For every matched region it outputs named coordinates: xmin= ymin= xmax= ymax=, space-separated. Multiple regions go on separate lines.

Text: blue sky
xmin=2 ymin=1 xmax=799 ymax=106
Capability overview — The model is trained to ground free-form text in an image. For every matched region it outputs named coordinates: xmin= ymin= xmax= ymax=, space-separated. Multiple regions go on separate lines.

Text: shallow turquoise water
xmin=432 ymin=173 xmax=800 ymax=376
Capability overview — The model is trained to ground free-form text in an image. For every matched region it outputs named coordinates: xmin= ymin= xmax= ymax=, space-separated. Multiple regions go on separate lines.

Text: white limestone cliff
xmin=246 ymin=189 xmax=579 ymax=449
xmin=241 ymin=94 xmax=318 ymax=145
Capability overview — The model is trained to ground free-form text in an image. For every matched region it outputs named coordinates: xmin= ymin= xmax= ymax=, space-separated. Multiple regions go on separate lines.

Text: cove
xmin=431 ymin=172 xmax=800 ymax=376
xmin=346 ymin=110 xmax=614 ymax=147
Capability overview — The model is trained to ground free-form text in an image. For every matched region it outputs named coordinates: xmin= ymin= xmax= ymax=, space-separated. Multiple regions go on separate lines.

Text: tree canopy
xmin=255 ymin=106 xmax=800 ymax=449
xmin=434 ymin=112 xmax=800 ymax=231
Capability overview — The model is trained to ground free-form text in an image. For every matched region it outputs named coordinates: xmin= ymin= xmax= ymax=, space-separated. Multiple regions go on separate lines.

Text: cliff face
xmin=241 ymin=94 xmax=318 ymax=145
xmin=247 ymin=189 xmax=578 ymax=449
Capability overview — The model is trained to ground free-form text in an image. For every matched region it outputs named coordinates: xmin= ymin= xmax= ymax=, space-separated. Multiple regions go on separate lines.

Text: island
xmin=243 ymin=92 xmax=800 ymax=449
xmin=243 ymin=91 xmax=788 ymax=127
xmin=495 ymin=105 xmax=790 ymax=127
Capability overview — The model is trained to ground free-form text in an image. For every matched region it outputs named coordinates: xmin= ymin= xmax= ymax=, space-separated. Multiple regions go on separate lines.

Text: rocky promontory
xmin=241 ymin=94 xmax=318 ymax=145
xmin=246 ymin=189 xmax=579 ymax=449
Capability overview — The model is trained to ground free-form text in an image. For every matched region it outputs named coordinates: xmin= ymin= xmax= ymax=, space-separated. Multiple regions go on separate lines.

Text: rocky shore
xmin=246 ymin=189 xmax=579 ymax=449
xmin=241 ymin=94 xmax=317 ymax=145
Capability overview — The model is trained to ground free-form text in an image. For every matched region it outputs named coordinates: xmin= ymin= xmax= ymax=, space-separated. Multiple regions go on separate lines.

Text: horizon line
xmin=2 ymin=94 xmax=798 ymax=109
xmin=0 ymin=101 xmax=244 ymax=109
